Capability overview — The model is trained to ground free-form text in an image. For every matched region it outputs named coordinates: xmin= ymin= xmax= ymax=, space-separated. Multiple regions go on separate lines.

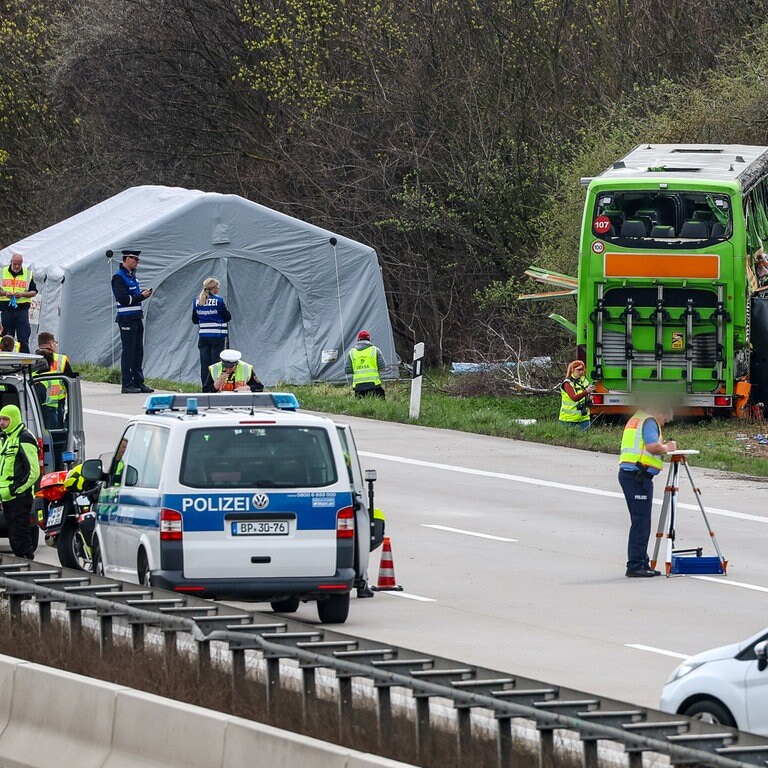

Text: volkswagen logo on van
xmin=252 ymin=493 xmax=270 ymax=510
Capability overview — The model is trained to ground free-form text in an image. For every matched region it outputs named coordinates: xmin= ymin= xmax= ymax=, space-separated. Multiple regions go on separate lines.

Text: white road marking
xmin=360 ymin=451 xmax=768 ymax=524
xmin=625 ymin=643 xmax=689 ymax=660
xmin=422 ymin=524 xmax=517 ymax=542
xmin=376 ymin=591 xmax=435 ymax=602
xmin=85 ymin=408 xmax=131 ymax=418
xmin=692 ymin=575 xmax=768 ymax=593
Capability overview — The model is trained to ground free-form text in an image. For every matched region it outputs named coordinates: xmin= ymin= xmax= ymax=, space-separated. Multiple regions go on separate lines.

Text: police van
xmin=81 ymin=393 xmax=379 ymax=624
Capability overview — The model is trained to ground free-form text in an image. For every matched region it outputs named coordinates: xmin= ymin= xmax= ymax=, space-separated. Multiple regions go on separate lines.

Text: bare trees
xmin=1 ymin=0 xmax=766 ymax=366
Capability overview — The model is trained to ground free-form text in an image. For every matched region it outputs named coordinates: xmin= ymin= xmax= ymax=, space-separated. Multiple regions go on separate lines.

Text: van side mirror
xmin=81 ymin=459 xmax=104 ymax=482
xmin=755 ymin=640 xmax=768 ymax=672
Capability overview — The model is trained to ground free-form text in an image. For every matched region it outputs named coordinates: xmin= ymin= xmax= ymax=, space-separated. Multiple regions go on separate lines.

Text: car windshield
xmin=180 ymin=425 xmax=338 ymax=488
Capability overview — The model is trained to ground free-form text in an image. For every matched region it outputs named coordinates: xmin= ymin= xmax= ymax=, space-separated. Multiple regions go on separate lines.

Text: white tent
xmin=0 ymin=186 xmax=397 ymax=386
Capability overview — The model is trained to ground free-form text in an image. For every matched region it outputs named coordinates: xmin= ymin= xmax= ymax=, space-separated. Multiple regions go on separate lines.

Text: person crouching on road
xmin=203 ymin=349 xmax=264 ymax=393
xmin=346 ymin=330 xmax=386 ymax=399
xmin=618 ymin=405 xmax=676 ymax=578
xmin=0 ymin=404 xmax=41 ymax=559
xmin=559 ymin=360 xmax=595 ymax=431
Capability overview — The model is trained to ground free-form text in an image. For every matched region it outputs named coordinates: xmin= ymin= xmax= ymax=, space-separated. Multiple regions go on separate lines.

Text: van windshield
xmin=180 ymin=425 xmax=338 ymax=488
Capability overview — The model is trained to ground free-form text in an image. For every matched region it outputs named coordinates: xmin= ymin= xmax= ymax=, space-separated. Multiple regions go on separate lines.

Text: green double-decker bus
xmin=565 ymin=143 xmax=768 ymax=417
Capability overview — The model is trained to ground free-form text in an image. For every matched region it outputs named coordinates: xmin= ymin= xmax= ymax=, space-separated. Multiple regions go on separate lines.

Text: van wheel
xmin=92 ymin=539 xmax=105 ymax=577
xmin=317 ymin=593 xmax=350 ymax=624
xmin=137 ymin=551 xmax=151 ymax=587
xmin=682 ymin=699 xmax=736 ymax=728
xmin=270 ymin=596 xmax=300 ymax=613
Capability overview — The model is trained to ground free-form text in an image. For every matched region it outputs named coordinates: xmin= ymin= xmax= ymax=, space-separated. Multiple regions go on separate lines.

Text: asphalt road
xmin=34 ymin=381 xmax=768 ymax=711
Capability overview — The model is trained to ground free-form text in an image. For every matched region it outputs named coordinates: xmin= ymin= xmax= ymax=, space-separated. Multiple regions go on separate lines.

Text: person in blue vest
xmin=0 ymin=253 xmax=37 ymax=353
xmin=345 ymin=330 xmax=386 ymax=398
xmin=111 ymin=250 xmax=154 ymax=394
xmin=191 ymin=277 xmax=231 ymax=387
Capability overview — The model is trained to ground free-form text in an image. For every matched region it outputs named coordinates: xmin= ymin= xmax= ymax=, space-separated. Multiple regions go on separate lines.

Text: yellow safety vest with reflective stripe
xmin=1 ymin=267 xmax=32 ymax=305
xmin=559 ymin=375 xmax=590 ymax=423
xmin=619 ymin=411 xmax=663 ymax=472
xmin=208 ymin=361 xmax=253 ymax=391
xmin=349 ymin=347 xmax=381 ymax=387
xmin=47 ymin=353 xmax=69 ymax=402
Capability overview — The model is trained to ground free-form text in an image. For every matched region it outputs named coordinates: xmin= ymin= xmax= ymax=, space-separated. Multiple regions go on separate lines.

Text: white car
xmin=660 ymin=627 xmax=768 ymax=734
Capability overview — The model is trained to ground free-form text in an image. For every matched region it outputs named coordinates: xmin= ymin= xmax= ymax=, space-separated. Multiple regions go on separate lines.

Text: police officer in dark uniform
xmin=111 ymin=250 xmax=154 ymax=394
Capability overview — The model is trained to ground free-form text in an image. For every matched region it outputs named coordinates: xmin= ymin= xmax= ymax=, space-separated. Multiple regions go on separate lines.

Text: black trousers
xmin=354 ymin=384 xmax=386 ymax=399
xmin=198 ymin=337 xmax=226 ymax=387
xmin=618 ymin=469 xmax=655 ymax=572
xmin=4 ymin=492 xmax=35 ymax=558
xmin=0 ymin=309 xmax=31 ymax=353
xmin=118 ymin=317 xmax=145 ymax=388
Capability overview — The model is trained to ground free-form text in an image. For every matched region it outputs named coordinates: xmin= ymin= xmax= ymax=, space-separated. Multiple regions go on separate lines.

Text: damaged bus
xmin=531 ymin=144 xmax=768 ymax=417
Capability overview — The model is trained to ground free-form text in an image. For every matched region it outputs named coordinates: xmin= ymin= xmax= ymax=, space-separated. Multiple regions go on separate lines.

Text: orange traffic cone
xmin=371 ymin=536 xmax=403 ymax=592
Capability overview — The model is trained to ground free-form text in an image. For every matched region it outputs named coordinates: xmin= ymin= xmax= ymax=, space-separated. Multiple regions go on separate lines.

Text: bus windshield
xmin=592 ymin=190 xmax=732 ymax=245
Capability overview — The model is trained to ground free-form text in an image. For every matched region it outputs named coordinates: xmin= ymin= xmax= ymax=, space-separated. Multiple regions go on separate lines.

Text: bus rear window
xmin=592 ymin=191 xmax=731 ymax=243
xmin=180 ymin=425 xmax=338 ymax=489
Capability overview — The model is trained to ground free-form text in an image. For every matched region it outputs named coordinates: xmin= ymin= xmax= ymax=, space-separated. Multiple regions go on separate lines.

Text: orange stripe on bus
xmin=604 ymin=253 xmax=720 ymax=279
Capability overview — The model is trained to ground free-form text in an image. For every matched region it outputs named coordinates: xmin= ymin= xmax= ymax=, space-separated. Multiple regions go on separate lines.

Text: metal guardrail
xmin=1 ymin=555 xmax=767 ymax=768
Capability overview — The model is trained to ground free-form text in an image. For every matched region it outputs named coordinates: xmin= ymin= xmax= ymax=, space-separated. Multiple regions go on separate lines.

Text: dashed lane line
xmin=422 ymin=524 xmax=517 ymax=542
xmin=625 ymin=643 xmax=689 ymax=660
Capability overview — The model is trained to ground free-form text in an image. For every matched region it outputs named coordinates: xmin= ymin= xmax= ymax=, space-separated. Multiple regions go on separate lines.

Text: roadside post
xmin=409 ymin=342 xmax=424 ymax=420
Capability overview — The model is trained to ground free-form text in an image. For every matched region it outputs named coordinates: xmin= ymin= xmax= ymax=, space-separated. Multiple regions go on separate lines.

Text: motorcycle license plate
xmin=46 ymin=505 xmax=65 ymax=528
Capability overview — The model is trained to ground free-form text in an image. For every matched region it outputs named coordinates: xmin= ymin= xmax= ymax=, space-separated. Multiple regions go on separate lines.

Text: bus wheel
xmin=317 ymin=593 xmax=350 ymax=624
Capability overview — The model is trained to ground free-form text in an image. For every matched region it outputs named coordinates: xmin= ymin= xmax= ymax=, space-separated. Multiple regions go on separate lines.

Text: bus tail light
xmin=336 ymin=507 xmax=354 ymax=539
xmin=160 ymin=508 xmax=183 ymax=541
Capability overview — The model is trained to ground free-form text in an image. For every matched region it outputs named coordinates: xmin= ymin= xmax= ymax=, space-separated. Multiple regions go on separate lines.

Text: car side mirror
xmin=81 ymin=459 xmax=104 ymax=482
xmin=755 ymin=640 xmax=768 ymax=672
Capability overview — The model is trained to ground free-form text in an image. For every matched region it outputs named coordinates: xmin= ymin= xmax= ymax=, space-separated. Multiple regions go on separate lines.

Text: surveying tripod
xmin=649 ymin=450 xmax=728 ymax=576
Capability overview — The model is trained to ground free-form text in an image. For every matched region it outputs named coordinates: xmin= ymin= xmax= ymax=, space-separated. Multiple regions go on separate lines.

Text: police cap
xmin=220 ymin=349 xmax=241 ymax=366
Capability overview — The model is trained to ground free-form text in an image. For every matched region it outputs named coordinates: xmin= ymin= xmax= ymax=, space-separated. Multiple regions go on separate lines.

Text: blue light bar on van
xmin=143 ymin=392 xmax=301 ymax=413
xmin=145 ymin=394 xmax=175 ymax=413
xmin=271 ymin=392 xmax=300 ymax=411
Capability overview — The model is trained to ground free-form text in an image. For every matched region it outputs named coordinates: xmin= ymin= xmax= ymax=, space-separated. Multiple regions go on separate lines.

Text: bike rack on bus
xmin=590 ymin=284 xmax=607 ymax=381
xmin=622 ymin=296 xmax=637 ymax=391
xmin=654 ymin=285 xmax=671 ymax=381
xmin=684 ymin=299 xmax=700 ymax=393
xmin=713 ymin=285 xmax=730 ymax=385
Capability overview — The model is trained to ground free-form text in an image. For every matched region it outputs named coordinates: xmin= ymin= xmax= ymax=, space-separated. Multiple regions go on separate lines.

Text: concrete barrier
xmin=0 ymin=656 xmax=415 ymax=768
xmin=0 ymin=659 xmax=118 ymax=768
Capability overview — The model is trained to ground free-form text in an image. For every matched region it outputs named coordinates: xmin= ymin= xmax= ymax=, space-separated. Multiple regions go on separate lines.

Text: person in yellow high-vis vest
xmin=0 ymin=253 xmax=37 ymax=353
xmin=345 ymin=330 xmax=386 ymax=399
xmin=204 ymin=349 xmax=264 ymax=393
xmin=618 ymin=405 xmax=676 ymax=578
xmin=559 ymin=360 xmax=596 ymax=430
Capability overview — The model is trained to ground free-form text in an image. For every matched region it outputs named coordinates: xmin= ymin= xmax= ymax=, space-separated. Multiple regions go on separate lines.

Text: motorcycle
xmin=35 ymin=470 xmax=99 ymax=571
